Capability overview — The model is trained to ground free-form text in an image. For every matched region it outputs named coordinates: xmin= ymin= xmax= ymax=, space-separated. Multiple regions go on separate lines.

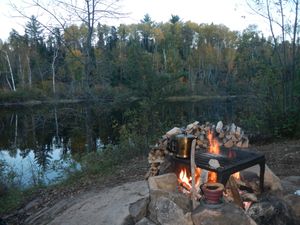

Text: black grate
xmin=174 ymin=147 xmax=266 ymax=191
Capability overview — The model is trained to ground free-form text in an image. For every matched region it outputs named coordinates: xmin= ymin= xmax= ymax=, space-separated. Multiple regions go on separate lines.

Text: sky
xmin=0 ymin=0 xmax=270 ymax=42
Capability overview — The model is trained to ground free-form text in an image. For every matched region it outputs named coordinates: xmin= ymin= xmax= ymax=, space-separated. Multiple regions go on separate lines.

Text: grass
xmin=0 ymin=186 xmax=42 ymax=215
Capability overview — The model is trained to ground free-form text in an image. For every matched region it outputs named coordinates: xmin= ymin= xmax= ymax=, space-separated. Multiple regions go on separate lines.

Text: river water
xmin=0 ymin=98 xmax=264 ymax=187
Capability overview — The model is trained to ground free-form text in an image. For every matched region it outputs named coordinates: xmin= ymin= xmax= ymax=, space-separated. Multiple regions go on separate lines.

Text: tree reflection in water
xmin=0 ymin=98 xmax=263 ymax=187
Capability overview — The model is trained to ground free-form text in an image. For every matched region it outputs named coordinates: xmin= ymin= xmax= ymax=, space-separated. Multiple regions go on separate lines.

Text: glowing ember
xmin=233 ymin=172 xmax=240 ymax=180
xmin=243 ymin=201 xmax=252 ymax=211
xmin=208 ymin=171 xmax=218 ymax=183
xmin=228 ymin=149 xmax=236 ymax=158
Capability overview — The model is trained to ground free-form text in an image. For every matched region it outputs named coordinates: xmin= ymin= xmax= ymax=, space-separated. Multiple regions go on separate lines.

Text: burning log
xmin=179 ymin=181 xmax=192 ymax=192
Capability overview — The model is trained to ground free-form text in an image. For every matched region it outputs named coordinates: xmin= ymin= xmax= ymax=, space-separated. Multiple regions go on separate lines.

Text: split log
xmin=186 ymin=121 xmax=199 ymax=132
xmin=236 ymin=126 xmax=241 ymax=137
xmin=236 ymin=140 xmax=243 ymax=148
xmin=224 ymin=139 xmax=234 ymax=148
xmin=166 ymin=127 xmax=181 ymax=138
xmin=230 ymin=123 xmax=236 ymax=135
xmin=218 ymin=131 xmax=225 ymax=138
xmin=148 ymin=148 xmax=165 ymax=163
xmin=228 ymin=176 xmax=244 ymax=208
xmin=216 ymin=121 xmax=223 ymax=133
xmin=241 ymin=137 xmax=249 ymax=148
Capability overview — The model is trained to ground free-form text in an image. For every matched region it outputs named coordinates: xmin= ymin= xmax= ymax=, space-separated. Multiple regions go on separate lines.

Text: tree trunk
xmin=3 ymin=50 xmax=16 ymax=91
xmin=19 ymin=55 xmax=25 ymax=88
xmin=163 ymin=48 xmax=167 ymax=71
xmin=27 ymin=55 xmax=32 ymax=88
xmin=54 ymin=106 xmax=59 ymax=144
xmin=52 ymin=48 xmax=58 ymax=95
xmin=14 ymin=114 xmax=18 ymax=149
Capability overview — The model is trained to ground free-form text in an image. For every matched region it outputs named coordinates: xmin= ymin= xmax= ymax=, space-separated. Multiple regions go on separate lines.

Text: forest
xmin=0 ymin=1 xmax=299 ymax=138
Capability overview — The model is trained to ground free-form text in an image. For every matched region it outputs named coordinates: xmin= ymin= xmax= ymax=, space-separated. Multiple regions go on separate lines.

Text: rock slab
xmin=30 ymin=180 xmax=149 ymax=225
xmin=192 ymin=202 xmax=257 ymax=225
xmin=149 ymin=196 xmax=193 ymax=225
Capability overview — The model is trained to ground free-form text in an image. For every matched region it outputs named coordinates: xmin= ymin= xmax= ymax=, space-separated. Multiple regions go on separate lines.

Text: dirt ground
xmin=253 ymin=139 xmax=300 ymax=178
xmin=2 ymin=139 xmax=300 ymax=225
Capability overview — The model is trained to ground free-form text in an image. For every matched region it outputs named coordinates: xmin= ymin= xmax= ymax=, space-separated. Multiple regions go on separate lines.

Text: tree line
xmin=0 ymin=10 xmax=299 ymax=134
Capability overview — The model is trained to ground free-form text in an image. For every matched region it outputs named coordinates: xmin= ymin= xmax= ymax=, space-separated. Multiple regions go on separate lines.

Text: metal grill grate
xmin=174 ymin=147 xmax=266 ymax=191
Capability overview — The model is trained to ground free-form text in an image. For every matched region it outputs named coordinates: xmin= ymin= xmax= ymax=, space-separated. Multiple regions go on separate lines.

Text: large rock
xmin=148 ymin=172 xmax=192 ymax=224
xmin=281 ymin=176 xmax=300 ymax=195
xmin=129 ymin=197 xmax=149 ymax=223
xmin=149 ymin=196 xmax=193 ymax=225
xmin=148 ymin=173 xmax=178 ymax=192
xmin=149 ymin=189 xmax=192 ymax=214
xmin=280 ymin=176 xmax=300 ymax=222
xmin=31 ymin=180 xmax=150 ymax=225
xmin=191 ymin=202 xmax=257 ymax=225
xmin=281 ymin=194 xmax=300 ymax=223
xmin=241 ymin=164 xmax=282 ymax=191
xmin=247 ymin=193 xmax=296 ymax=225
xmin=135 ymin=217 xmax=156 ymax=225
xmin=148 ymin=173 xmax=192 ymax=214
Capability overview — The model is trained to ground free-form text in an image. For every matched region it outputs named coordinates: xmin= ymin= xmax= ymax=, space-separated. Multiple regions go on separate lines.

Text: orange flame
xmin=207 ymin=130 xmax=220 ymax=154
xmin=178 ymin=167 xmax=202 ymax=191
xmin=207 ymin=130 xmax=220 ymax=182
xmin=179 ymin=168 xmax=192 ymax=189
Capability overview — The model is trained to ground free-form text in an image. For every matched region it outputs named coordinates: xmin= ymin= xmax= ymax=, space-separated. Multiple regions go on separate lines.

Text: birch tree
xmin=1 ymin=49 xmax=16 ymax=91
xmin=11 ymin=0 xmax=125 ymax=91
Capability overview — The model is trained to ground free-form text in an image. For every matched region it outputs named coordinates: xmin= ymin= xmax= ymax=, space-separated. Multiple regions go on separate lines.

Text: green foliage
xmin=0 ymin=160 xmax=23 ymax=214
xmin=0 ymin=88 xmax=47 ymax=103
xmin=0 ymin=188 xmax=24 ymax=214
xmin=271 ymin=107 xmax=300 ymax=138
xmin=0 ymin=160 xmax=20 ymax=188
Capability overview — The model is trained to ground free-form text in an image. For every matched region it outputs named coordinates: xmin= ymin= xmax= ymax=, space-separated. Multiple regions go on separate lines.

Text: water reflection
xmin=0 ymin=103 xmax=118 ymax=187
xmin=0 ymin=98 xmax=262 ymax=187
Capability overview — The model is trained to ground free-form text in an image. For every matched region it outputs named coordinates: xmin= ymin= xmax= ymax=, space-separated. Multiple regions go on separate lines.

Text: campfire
xmin=146 ymin=121 xmax=266 ymax=211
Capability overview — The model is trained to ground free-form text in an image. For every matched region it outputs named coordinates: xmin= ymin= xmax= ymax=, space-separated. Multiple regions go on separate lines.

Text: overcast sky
xmin=0 ymin=0 xmax=269 ymax=42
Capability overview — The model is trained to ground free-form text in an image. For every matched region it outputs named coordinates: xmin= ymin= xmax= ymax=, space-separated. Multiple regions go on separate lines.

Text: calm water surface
xmin=0 ymin=98 xmax=262 ymax=187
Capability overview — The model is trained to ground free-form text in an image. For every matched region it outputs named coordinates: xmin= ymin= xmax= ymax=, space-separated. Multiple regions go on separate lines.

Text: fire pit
xmin=174 ymin=147 xmax=266 ymax=192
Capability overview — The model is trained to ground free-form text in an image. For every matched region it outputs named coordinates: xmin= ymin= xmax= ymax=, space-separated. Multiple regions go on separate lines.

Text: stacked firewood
xmin=145 ymin=121 xmax=249 ymax=179
xmin=192 ymin=121 xmax=249 ymax=149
